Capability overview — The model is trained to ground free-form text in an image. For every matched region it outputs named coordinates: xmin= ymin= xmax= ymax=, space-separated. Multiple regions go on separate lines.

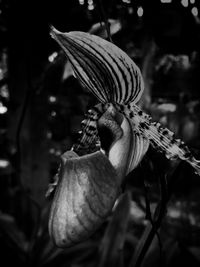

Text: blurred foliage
xmin=0 ymin=0 xmax=200 ymax=266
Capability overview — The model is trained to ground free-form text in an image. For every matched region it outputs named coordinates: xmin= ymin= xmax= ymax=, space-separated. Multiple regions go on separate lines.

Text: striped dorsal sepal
xmin=50 ymin=27 xmax=144 ymax=105
xmin=117 ymin=103 xmax=200 ymax=175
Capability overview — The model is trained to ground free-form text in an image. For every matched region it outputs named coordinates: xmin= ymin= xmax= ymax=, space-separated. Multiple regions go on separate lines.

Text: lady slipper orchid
xmin=47 ymin=27 xmax=200 ymax=248
xmin=48 ymin=104 xmax=146 ymax=247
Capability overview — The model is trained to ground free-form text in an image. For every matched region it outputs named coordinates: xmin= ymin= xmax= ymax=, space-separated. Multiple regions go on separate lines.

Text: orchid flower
xmin=48 ymin=27 xmax=200 ymax=248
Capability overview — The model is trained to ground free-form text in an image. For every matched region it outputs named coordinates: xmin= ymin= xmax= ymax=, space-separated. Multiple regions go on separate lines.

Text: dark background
xmin=0 ymin=0 xmax=200 ymax=266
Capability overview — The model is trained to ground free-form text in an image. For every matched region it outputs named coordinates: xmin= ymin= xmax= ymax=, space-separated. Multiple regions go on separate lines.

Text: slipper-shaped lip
xmin=48 ymin=105 xmax=148 ymax=248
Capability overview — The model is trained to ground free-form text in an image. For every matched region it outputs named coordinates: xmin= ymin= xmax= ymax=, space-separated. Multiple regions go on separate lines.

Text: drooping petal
xmin=50 ymin=27 xmax=144 ymax=105
xmin=118 ymin=103 xmax=200 ymax=176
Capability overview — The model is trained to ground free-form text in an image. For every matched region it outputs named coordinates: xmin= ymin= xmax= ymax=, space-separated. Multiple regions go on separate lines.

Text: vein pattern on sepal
xmin=50 ymin=28 xmax=144 ymax=105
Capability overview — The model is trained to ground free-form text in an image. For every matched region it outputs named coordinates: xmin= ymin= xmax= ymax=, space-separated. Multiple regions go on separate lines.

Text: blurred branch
xmin=13 ymin=58 xmax=42 ymax=261
xmin=129 ymin=162 xmax=182 ymax=267
xmin=143 ymin=180 xmax=163 ymax=259
xmin=15 ymin=87 xmax=29 ymax=178
xmin=95 ymin=0 xmax=113 ymax=42
xmin=140 ymin=39 xmax=156 ymax=109
xmin=97 ymin=192 xmax=131 ymax=267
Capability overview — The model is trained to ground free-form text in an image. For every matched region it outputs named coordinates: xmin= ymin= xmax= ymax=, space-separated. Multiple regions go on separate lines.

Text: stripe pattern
xmin=50 ymin=27 xmax=200 ymax=177
xmin=50 ymin=27 xmax=144 ymax=105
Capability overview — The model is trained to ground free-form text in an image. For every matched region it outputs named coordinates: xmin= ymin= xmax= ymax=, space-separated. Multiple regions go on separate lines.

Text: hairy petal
xmin=117 ymin=103 xmax=200 ymax=176
xmin=72 ymin=104 xmax=104 ymax=155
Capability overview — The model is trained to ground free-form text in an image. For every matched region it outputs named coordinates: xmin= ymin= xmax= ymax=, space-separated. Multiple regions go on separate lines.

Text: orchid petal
xmin=72 ymin=105 xmax=102 ymax=154
xmin=119 ymin=104 xmax=200 ymax=176
xmin=50 ymin=27 xmax=144 ymax=105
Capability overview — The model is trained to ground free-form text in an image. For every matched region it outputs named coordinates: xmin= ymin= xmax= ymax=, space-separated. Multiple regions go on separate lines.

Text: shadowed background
xmin=0 ymin=0 xmax=200 ymax=266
